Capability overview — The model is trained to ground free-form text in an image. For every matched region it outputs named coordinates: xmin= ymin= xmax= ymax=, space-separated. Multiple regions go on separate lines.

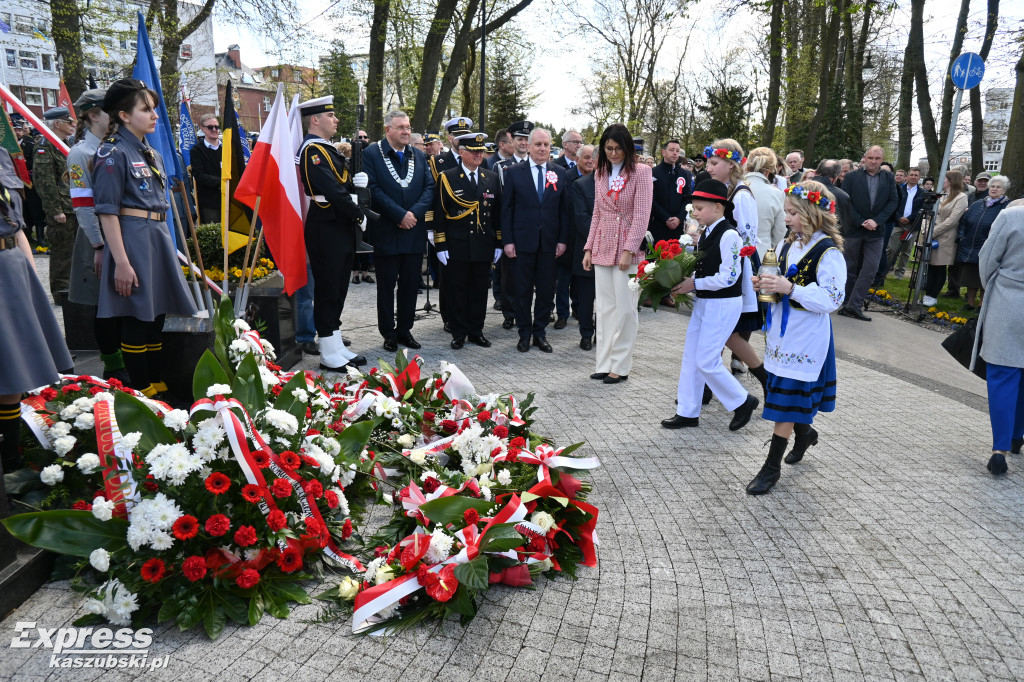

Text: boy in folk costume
xmin=662 ymin=179 xmax=760 ymax=432
xmin=746 ymin=181 xmax=847 ymax=495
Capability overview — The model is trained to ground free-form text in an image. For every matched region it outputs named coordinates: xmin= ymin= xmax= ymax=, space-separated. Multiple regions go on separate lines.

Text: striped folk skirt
xmin=762 ymin=335 xmax=837 ymax=424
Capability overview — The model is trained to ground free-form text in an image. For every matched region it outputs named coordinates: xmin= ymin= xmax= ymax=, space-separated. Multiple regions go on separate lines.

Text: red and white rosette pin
xmin=608 ymin=173 xmax=627 ymax=200
xmin=545 ymin=170 xmax=558 ymax=190
xmin=676 ymin=177 xmax=686 ymax=194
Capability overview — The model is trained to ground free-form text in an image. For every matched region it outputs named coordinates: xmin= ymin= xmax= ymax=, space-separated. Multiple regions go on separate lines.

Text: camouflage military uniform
xmin=33 ymin=137 xmax=77 ymax=303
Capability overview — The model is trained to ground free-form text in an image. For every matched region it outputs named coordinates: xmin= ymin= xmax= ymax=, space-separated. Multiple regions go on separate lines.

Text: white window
xmin=41 ymin=53 xmax=53 ymax=71
xmin=4 ymin=49 xmax=15 ymax=68
xmin=14 ymin=14 xmax=33 ymax=34
xmin=293 ymin=73 xmax=301 ymax=83
xmin=18 ymin=50 xmax=39 ymax=69
xmin=984 ymin=160 xmax=999 ymax=171
xmin=23 ymin=87 xmax=43 ymax=106
xmin=271 ymin=69 xmax=279 ymax=77
xmin=0 ymin=13 xmax=12 ymax=31
xmin=120 ymin=37 xmax=138 ymax=51
xmin=263 ymin=96 xmax=271 ymax=112
xmin=45 ymin=90 xmax=57 ymax=107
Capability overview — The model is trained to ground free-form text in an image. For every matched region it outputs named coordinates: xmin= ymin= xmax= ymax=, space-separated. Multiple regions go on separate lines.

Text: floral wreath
xmin=703 ymin=146 xmax=745 ymax=165
xmin=784 ymin=184 xmax=837 ymax=214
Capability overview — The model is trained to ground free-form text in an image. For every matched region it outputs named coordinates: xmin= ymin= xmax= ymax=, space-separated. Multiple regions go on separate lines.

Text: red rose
xmin=425 ymin=564 xmax=459 ymax=602
xmin=528 ymin=537 xmax=546 ymax=553
xmin=270 ymin=478 xmax=293 ymax=498
xmin=423 ymin=411 xmax=436 ymax=421
xmin=234 ymin=525 xmax=258 ymax=547
xmin=278 ymin=451 xmax=301 ymax=470
xmin=40 ymin=387 xmax=58 ymax=401
xmin=205 ymin=514 xmax=231 ymax=537
xmin=236 ymin=568 xmax=260 ymax=589
xmin=267 ymin=509 xmax=287 ymax=531
xmin=276 ymin=546 xmax=303 ymax=573
xmin=252 ymin=451 xmax=270 ymax=469
xmin=172 ymin=514 xmax=199 ymax=540
xmin=241 ymin=484 xmax=264 ymax=503
xmin=341 ymin=518 xmax=353 ymax=539
xmin=204 ymin=472 xmax=231 ymax=495
xmin=441 ymin=419 xmax=457 ymax=433
xmin=325 ymin=490 xmax=339 ymax=509
xmin=739 ymin=245 xmax=756 ymax=258
xmin=72 ymin=500 xmax=92 ymax=511
xmin=463 ymin=509 xmax=479 ymax=526
xmin=303 ymin=479 xmax=324 ymax=499
xmin=422 ymin=477 xmax=440 ymax=494
xmin=477 ymin=410 xmax=491 ymax=422
xmin=182 ymin=555 xmax=207 ymax=582
xmin=140 ymin=558 xmax=166 ymax=583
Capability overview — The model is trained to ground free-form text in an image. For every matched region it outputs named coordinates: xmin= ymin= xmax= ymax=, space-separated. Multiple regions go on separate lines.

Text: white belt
xmin=312 ymin=195 xmax=328 ymax=202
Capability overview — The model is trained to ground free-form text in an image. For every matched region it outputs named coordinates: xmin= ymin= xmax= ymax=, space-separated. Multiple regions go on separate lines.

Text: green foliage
xmin=194 ymin=223 xmax=266 ymax=271
xmin=193 ymin=350 xmax=231 ymax=403
xmin=417 ymin=496 xmax=495 ymax=526
xmin=486 ymin=44 xmax=535 ymax=133
xmin=114 ymin=391 xmax=177 ymax=452
xmin=2 ymin=511 xmax=128 ymax=557
xmin=698 ymin=84 xmax=754 ymax=149
xmin=231 ymin=354 xmax=267 ymax=416
xmin=453 ymin=556 xmax=490 ymax=590
xmin=321 ymin=40 xmax=361 ymax=134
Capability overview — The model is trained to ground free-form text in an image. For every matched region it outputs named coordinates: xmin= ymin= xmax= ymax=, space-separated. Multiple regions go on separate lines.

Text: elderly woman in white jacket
xmin=973 ymin=205 xmax=1024 ymax=476
xmin=744 ymin=147 xmax=787 ymax=259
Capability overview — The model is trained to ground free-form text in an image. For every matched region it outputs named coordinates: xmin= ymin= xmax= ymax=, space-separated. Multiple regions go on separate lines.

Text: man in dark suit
xmin=650 ymin=139 xmax=693 ymax=245
xmin=813 ymin=159 xmax=853 ymax=235
xmin=363 ymin=110 xmax=435 ymax=351
xmin=838 ymin=145 xmax=899 ymax=321
xmin=886 ymin=167 xmax=924 ymax=279
xmin=493 ymin=120 xmax=533 ymax=329
xmin=570 ymin=144 xmax=597 ymax=350
xmin=553 ymin=129 xmax=583 ymax=170
xmin=432 ymin=132 xmax=502 ymax=349
xmin=501 ymin=127 xmax=569 ymax=352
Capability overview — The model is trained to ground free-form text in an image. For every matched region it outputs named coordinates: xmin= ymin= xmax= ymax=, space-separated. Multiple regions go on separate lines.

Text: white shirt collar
xmin=461 ymin=161 xmax=480 ymax=177
xmin=530 ymin=159 xmax=545 ymax=171
xmin=204 ymin=138 xmax=221 ymax=150
xmin=703 ymin=217 xmax=726 ymax=236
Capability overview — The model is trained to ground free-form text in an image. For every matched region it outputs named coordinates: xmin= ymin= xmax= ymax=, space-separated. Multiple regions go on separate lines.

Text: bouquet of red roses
xmin=630 ymin=238 xmax=703 ymax=311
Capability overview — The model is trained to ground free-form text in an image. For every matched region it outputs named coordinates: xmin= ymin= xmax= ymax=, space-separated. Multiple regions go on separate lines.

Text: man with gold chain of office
xmin=431 ymin=131 xmax=502 ymax=350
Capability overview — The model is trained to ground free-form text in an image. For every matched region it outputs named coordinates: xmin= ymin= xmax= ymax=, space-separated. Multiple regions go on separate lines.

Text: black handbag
xmin=941 ymin=316 xmax=986 ymax=380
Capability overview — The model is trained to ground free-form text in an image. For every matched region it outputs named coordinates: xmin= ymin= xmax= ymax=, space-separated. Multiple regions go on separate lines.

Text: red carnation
xmin=267 ymin=509 xmax=287 ymax=531
xmin=441 ymin=419 xmax=457 ymax=433
xmin=277 ymin=547 xmax=303 ymax=573
xmin=61 ymin=383 xmax=82 ymax=394
xmin=241 ymin=484 xmax=264 ymax=503
xmin=271 ymin=384 xmax=283 ymax=396
xmin=493 ymin=425 xmax=509 ymax=438
xmin=303 ymin=479 xmax=324 ymax=499
xmin=40 ymin=387 xmax=58 ymax=401
xmin=143 ymin=476 xmax=159 ymax=492
xmin=341 ymin=518 xmax=353 ymax=539
xmin=270 ymin=478 xmax=293 ymax=498
xmin=477 ymin=410 xmax=492 ymax=422
xmin=205 ymin=514 xmax=231 ymax=537
xmin=423 ymin=411 xmax=436 ymax=421
xmin=182 ymin=555 xmax=207 ymax=582
xmin=463 ymin=509 xmax=479 ymax=526
xmin=252 ymin=451 xmax=270 ymax=468
xmin=89 ymin=386 xmax=103 ymax=396
xmin=511 ymin=436 xmax=526 ymax=448
xmin=434 ymin=378 xmax=444 ymax=388
xmin=739 ymin=245 xmax=756 ymax=258
xmin=172 ymin=514 xmax=199 ymax=540
xmin=278 ymin=450 xmax=301 ymax=470
xmin=204 ymin=472 xmax=231 ymax=495
xmin=422 ymin=477 xmax=441 ymax=494
xmin=325 ymin=490 xmax=339 ymax=509
xmin=140 ymin=558 xmax=166 ymax=583
xmin=72 ymin=500 xmax=92 ymax=511
xmin=304 ymin=516 xmax=325 ymax=536
xmin=236 ymin=568 xmax=260 ymax=589
xmin=528 ymin=537 xmax=546 ymax=553
xmin=234 ymin=525 xmax=258 ymax=547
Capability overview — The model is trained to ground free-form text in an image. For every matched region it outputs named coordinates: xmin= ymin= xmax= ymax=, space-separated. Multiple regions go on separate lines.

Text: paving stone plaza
xmin=4 ymin=259 xmax=1019 ymax=681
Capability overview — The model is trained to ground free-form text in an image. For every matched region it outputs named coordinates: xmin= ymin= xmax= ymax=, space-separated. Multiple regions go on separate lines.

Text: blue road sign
xmin=950 ymin=52 xmax=985 ymax=90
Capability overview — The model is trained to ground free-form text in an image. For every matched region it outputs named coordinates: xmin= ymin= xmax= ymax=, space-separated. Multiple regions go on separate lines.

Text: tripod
xmin=904 ymin=195 xmax=942 ymax=317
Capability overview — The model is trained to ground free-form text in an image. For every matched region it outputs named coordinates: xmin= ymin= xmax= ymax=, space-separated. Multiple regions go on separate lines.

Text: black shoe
xmin=661 ymin=414 xmax=699 ymax=429
xmin=450 ymin=337 xmax=465 ymax=350
xmin=785 ymin=427 xmax=818 ymax=464
xmin=964 ymin=304 xmax=976 ymax=311
xmin=590 ymin=372 xmax=608 ymax=380
xmin=443 ymin=322 xmax=451 ymax=333
xmin=532 ymin=337 xmax=552 ymax=353
xmin=579 ymin=337 xmax=592 ymax=350
xmin=502 ymin=318 xmax=515 ymax=330
xmin=383 ymin=337 xmax=398 ymax=352
xmin=301 ymin=341 xmax=320 ymax=355
xmin=516 ymin=338 xmax=530 ymax=352
xmin=941 ymin=290 xmax=960 ymax=298
xmin=988 ymin=451 xmax=1008 ymax=476
xmin=342 ymin=336 xmax=352 ymax=347
xmin=702 ymin=385 xmax=713 ymax=405
xmin=352 ymin=274 xmax=360 ymax=284
xmin=553 ymin=318 xmax=567 ymax=330
xmin=839 ymin=307 xmax=871 ymax=321
xmin=747 ymin=434 xmax=788 ymax=495
xmin=1012 ymin=438 xmax=1023 ymax=455
xmin=346 ymin=355 xmax=367 ymax=368
xmin=362 ymin=275 xmax=374 ymax=283
xmin=603 ymin=374 xmax=628 ymax=384
xmin=493 ymin=301 xmax=503 ymax=311
xmin=729 ymin=395 xmax=759 ymax=431
xmin=468 ymin=335 xmax=491 ymax=348
xmin=397 ymin=333 xmax=421 ymax=349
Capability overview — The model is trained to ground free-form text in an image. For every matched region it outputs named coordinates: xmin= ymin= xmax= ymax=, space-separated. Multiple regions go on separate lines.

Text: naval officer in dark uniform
xmin=297 ymin=95 xmax=367 ymax=372
xmin=492 ymin=120 xmax=532 ymax=330
xmin=432 ymin=132 xmax=502 ymax=349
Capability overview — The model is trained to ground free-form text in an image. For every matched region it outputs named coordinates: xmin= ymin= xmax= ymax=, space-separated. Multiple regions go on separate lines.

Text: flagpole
xmin=176 ymin=177 xmax=216 ymax=314
xmin=235 ymin=196 xmax=263 ymax=316
xmin=239 ymin=221 xmax=267 ymax=313
xmin=167 ymin=184 xmax=206 ymax=315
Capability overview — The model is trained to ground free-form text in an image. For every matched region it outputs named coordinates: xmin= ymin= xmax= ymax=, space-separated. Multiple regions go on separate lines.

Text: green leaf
xmin=653 ymin=258 xmax=683 ymax=289
xmin=247 ymin=592 xmax=265 ymax=626
xmin=336 ymin=419 xmax=379 ymax=463
xmin=453 ymin=555 xmax=489 ymax=591
xmin=480 ymin=523 xmax=525 ymax=553
xmin=266 ymin=580 xmax=312 ymax=606
xmin=417 ymin=497 xmax=494 ymax=526
xmin=447 ymin=584 xmax=477 ymax=619
xmin=203 ymin=599 xmax=227 ymax=639
xmin=231 ymin=354 xmax=266 ymax=416
xmin=260 ymin=584 xmax=289 ymax=619
xmin=114 ymin=390 xmax=177 ymax=453
xmin=2 ymin=510 xmax=128 ymax=557
xmin=158 ymin=598 xmax=180 ymax=625
xmin=273 ymin=372 xmax=312 ymax=423
xmin=193 ymin=349 xmax=231 ymax=403
xmin=4 ymin=467 xmax=46 ymax=495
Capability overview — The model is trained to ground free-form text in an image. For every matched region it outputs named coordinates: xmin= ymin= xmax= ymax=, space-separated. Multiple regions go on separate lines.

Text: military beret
xmin=102 ymin=78 xmax=151 ymax=113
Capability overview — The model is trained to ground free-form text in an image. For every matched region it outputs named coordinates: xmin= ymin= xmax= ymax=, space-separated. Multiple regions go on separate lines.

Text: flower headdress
xmin=784 ymin=184 xmax=837 ymax=214
xmin=703 ymin=146 xmax=745 ymax=165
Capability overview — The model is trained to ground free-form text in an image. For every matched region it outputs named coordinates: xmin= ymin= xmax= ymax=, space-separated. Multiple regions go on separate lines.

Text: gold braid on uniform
xmin=428 ymin=156 xmax=440 ymax=182
xmin=305 ymin=143 xmax=350 ymax=208
xmin=436 ymin=172 xmax=482 ymax=245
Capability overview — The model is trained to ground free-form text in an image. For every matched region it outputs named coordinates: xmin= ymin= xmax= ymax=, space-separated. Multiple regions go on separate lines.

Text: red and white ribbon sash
xmin=93 ymin=397 xmax=139 ymax=518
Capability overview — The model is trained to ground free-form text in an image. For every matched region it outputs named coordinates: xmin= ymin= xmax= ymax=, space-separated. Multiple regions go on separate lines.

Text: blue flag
xmin=179 ymin=100 xmax=197 ymax=168
xmin=237 ymin=118 xmax=251 ymax=163
xmin=132 ymin=12 xmax=183 ymax=246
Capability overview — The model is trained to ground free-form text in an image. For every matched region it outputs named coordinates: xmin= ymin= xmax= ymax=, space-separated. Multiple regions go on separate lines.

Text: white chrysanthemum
xmin=73 ymin=413 xmax=95 ymax=430
xmin=263 ymin=409 xmax=298 ymax=435
xmin=480 ymin=486 xmax=492 ymax=501
xmin=207 ymin=383 xmax=232 ymax=397
xmin=497 ymin=469 xmax=512 ymax=486
xmin=333 ymin=488 xmax=351 ymax=515
xmin=338 ymin=464 xmax=356 ymax=488
xmin=77 ymin=453 xmax=101 ymax=474
xmin=627 ymin=278 xmax=641 ymax=292
xmin=162 ymin=409 xmax=189 ymax=431
xmin=531 ymin=511 xmax=556 ymax=533
xmin=312 ymin=394 xmax=330 ymax=410
xmin=83 ymin=598 xmax=105 ymax=615
xmin=149 ymin=531 xmax=174 ymax=551
xmin=461 ymin=458 xmax=480 ymax=478
xmin=425 ymin=528 xmax=455 ymax=563
xmin=391 ymin=418 xmax=403 ymax=429
xmin=89 ymin=548 xmax=110 ymax=572
xmin=72 ymin=396 xmax=96 ymax=411
xmin=93 ymin=391 xmax=114 ymax=402
xmin=120 ymin=432 xmax=142 ymax=453
xmin=229 ymin=338 xmax=249 ymax=357
xmin=49 ymin=421 xmax=72 ymax=438
xmin=644 ymin=261 xmax=658 ymax=275
xmin=319 ymin=436 xmax=341 ymax=456
xmin=111 ymin=584 xmax=139 ymax=619
xmin=374 ymin=396 xmax=401 ymax=418
xmin=53 ymin=436 xmax=76 ymax=456
xmin=479 ymin=435 xmax=504 ymax=461
xmin=363 ymin=556 xmax=385 ymax=582
xmin=40 ymin=464 xmax=64 ymax=485
xmin=258 ymin=365 xmax=280 ymax=389
xmin=91 ymin=497 xmax=116 ymax=521
xmin=243 ymin=548 xmax=261 ymax=562
xmin=60 ymin=405 xmax=81 ymax=420
xmin=291 ymin=387 xmax=309 ymax=403
xmin=232 ymin=318 xmax=251 ymax=331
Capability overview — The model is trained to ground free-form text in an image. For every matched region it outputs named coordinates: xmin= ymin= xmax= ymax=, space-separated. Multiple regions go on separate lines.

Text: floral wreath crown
xmin=703 ymin=146 xmax=745 ymax=165
xmin=784 ymin=184 xmax=837 ymax=214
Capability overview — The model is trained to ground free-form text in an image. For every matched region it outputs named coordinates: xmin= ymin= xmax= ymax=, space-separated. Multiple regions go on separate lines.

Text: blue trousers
xmin=294 ymin=262 xmax=315 ymax=343
xmin=987 ymin=363 xmax=1024 ymax=451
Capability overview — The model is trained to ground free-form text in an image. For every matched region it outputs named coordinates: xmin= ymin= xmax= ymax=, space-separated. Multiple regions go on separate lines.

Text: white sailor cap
xmin=455 ymin=132 xmax=488 ymax=151
xmin=444 ymin=117 xmax=474 ymax=134
xmin=297 ymin=96 xmax=334 ymax=115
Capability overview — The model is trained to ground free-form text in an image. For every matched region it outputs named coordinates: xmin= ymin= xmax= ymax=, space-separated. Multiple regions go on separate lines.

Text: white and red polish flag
xmin=234 ymin=84 xmax=306 ymax=294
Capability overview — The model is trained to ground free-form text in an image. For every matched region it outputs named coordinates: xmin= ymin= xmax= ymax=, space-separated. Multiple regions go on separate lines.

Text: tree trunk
xmin=760 ymin=0 xmax=784 ymax=147
xmin=155 ymin=0 xmax=215 ymax=127
xmin=937 ymin=0 xmax=970 ymax=154
xmin=1001 ymin=49 xmax=1024 ymax=200
xmin=461 ymin=41 xmax=477 ymax=123
xmin=908 ymin=0 xmax=940 ymax=171
xmin=970 ymin=0 xmax=999 ymax=179
xmin=391 ymin=14 xmax=405 ymax=108
xmin=896 ymin=19 xmax=915 ymax=168
xmin=366 ymin=0 xmax=392 ymax=139
xmin=804 ymin=1 xmax=843 ymax=160
xmin=410 ymin=0 xmax=458 ymax=132
xmin=50 ymin=0 xmax=88 ymax=102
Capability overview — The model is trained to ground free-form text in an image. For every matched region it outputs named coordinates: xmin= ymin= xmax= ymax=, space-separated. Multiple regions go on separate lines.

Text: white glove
xmin=353 ymin=172 xmax=368 ymax=188
xmin=427 ymin=230 xmax=435 ymax=246
xmin=437 ymin=251 xmax=449 ymax=266
xmin=360 ymin=216 xmax=367 ymax=232
xmin=493 ymin=248 xmax=502 ymax=264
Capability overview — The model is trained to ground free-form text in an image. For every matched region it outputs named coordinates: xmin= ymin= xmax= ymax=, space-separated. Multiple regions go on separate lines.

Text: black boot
xmin=0 ymin=400 xmax=24 ymax=473
xmin=746 ymin=434 xmax=787 ymax=495
xmin=785 ymin=423 xmax=818 ymax=464
xmin=702 ymin=385 xmax=712 ymax=405
xmin=1012 ymin=438 xmax=1023 ymax=455
xmin=748 ymin=364 xmax=768 ymax=399
xmin=988 ymin=451 xmax=1008 ymax=476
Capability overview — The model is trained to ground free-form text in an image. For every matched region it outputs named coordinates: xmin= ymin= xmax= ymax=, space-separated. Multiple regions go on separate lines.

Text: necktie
xmin=395 ymin=149 xmax=404 ymax=164
xmin=536 ymin=164 xmax=545 ymax=203
xmin=469 ymin=171 xmax=476 ymax=186
xmin=569 ymin=160 xmax=576 ymax=168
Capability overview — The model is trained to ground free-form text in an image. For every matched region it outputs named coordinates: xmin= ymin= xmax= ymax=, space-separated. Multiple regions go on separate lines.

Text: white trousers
xmin=594 ymin=264 xmax=639 ymax=375
xmin=676 ymin=296 xmax=748 ymax=417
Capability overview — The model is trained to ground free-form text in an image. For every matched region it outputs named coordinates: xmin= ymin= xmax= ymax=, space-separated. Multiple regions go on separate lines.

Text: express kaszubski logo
xmin=10 ymin=622 xmax=170 ymax=669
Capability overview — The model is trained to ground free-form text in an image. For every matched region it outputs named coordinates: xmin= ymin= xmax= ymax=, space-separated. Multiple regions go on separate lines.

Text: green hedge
xmin=193 ymin=223 xmax=267 ymax=271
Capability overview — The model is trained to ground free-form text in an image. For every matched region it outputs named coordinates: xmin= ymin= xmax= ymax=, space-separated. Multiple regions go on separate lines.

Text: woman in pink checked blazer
xmin=582 ymin=124 xmax=654 ymax=384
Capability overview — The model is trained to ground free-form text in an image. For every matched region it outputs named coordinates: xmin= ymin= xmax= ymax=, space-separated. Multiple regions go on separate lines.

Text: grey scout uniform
xmin=67 ymin=130 xmax=105 ymax=305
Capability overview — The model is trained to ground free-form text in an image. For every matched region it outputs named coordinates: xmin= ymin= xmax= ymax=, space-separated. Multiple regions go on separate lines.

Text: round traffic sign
xmin=950 ymin=52 xmax=985 ymax=90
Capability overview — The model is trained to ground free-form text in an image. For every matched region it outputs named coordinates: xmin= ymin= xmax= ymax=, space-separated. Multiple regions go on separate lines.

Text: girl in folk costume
xmin=746 ymin=181 xmax=846 ymax=495
xmin=91 ymin=79 xmax=197 ymax=398
xmin=583 ymin=124 xmax=654 ymax=384
xmin=703 ymin=139 xmax=769 ymax=396
xmin=661 ymin=179 xmax=760 ymax=432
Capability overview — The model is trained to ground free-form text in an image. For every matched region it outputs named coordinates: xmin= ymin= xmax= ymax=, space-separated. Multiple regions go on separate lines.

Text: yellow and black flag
xmin=221 ymin=80 xmax=254 ymax=257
